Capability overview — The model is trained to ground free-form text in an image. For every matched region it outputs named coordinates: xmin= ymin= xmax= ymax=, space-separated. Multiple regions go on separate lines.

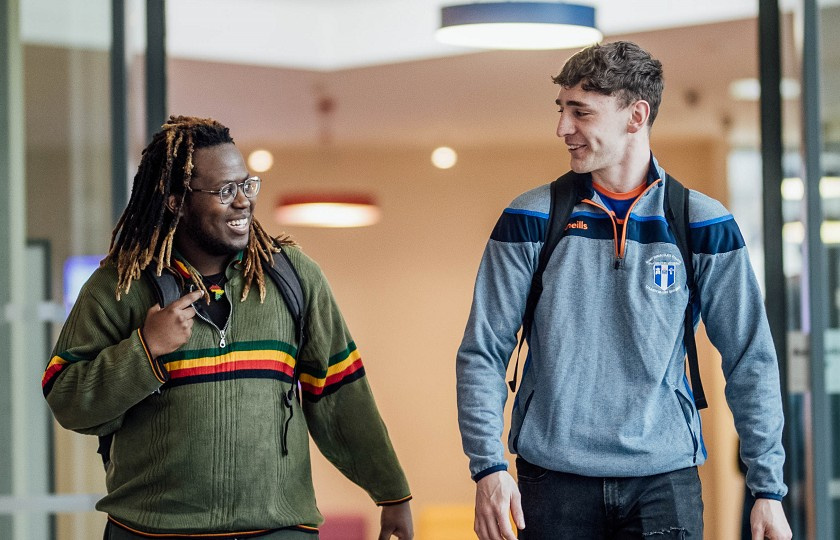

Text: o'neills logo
xmin=564 ymin=219 xmax=588 ymax=231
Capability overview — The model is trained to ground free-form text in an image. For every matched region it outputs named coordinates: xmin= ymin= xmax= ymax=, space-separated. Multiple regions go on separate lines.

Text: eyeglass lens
xmin=220 ymin=177 xmax=260 ymax=204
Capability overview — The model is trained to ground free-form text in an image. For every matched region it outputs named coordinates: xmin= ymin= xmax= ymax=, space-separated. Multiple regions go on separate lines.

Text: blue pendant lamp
xmin=437 ymin=2 xmax=602 ymax=50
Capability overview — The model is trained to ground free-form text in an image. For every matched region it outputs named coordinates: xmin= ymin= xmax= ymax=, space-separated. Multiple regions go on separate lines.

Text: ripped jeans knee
xmin=643 ymin=527 xmax=687 ymax=539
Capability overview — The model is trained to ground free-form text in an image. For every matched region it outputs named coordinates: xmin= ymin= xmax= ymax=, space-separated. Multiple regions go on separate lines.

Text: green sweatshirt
xmin=43 ymin=246 xmax=411 ymax=536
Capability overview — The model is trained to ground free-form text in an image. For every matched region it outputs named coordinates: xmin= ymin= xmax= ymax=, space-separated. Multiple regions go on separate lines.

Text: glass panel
xmin=779 ymin=0 xmax=840 ymax=536
xmin=820 ymin=1 xmax=840 ymax=535
xmin=20 ymin=0 xmax=115 ymax=538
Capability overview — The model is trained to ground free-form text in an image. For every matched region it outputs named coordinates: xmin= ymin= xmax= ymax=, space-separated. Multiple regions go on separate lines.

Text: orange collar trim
xmin=593 ymin=181 xmax=647 ymax=200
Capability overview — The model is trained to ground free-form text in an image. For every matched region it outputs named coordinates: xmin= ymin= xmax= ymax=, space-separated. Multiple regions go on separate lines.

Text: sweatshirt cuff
xmin=755 ymin=492 xmax=783 ymax=501
xmin=375 ymin=494 xmax=413 ymax=507
xmin=137 ymin=329 xmax=170 ymax=384
xmin=473 ymin=464 xmax=508 ymax=482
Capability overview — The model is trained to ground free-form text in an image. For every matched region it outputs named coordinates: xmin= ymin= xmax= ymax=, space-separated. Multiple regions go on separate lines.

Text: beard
xmin=179 ymin=216 xmax=249 ymax=258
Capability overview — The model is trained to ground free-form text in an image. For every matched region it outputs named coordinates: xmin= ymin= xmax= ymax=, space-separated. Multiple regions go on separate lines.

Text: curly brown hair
xmin=553 ymin=41 xmax=664 ymax=126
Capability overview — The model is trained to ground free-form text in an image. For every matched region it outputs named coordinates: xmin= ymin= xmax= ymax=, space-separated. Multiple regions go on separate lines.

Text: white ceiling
xmin=167 ymin=15 xmax=800 ymax=149
xmin=24 ymin=0 xmax=808 ymax=70
xmin=22 ymin=0 xmax=840 ymax=150
xmin=163 ymin=0 xmax=772 ymax=70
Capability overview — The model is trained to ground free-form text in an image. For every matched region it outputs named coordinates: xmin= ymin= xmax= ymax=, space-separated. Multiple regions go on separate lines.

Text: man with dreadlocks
xmin=42 ymin=116 xmax=413 ymax=539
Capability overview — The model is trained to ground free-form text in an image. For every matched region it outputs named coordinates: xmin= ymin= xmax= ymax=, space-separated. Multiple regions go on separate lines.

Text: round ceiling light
xmin=436 ymin=2 xmax=602 ymax=50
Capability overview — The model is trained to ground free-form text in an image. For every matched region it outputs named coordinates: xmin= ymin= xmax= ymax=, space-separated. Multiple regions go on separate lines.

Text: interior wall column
xmin=0 ymin=0 xmax=28 ymax=534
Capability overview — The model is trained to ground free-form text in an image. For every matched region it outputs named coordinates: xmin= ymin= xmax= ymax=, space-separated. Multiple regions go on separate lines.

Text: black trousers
xmin=517 ymin=457 xmax=704 ymax=539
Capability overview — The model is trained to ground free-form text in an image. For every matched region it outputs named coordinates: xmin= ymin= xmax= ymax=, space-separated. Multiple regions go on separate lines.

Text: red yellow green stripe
xmin=299 ymin=345 xmax=365 ymax=397
xmin=165 ymin=348 xmax=296 ymax=380
xmin=41 ymin=356 xmax=69 ymax=389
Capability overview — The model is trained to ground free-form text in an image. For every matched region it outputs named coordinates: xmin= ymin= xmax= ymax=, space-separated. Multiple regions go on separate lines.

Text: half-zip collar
xmin=579 ymin=155 xmax=663 ymax=268
xmin=192 ymin=294 xmax=233 ymax=348
xmin=171 ymin=251 xmax=242 ymax=348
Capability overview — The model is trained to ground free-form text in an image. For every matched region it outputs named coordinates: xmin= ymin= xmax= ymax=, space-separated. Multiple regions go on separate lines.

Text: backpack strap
xmin=144 ymin=267 xmax=182 ymax=308
xmin=262 ymin=247 xmax=307 ymax=455
xmin=508 ymin=171 xmax=587 ymax=392
xmin=663 ymin=174 xmax=707 ymax=410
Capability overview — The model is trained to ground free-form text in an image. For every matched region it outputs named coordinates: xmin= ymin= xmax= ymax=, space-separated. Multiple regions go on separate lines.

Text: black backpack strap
xmin=509 ymin=171 xmax=585 ymax=392
xmin=664 ymin=174 xmax=707 ymax=410
xmin=264 ymin=249 xmax=306 ymax=351
xmin=262 ymin=247 xmax=307 ymax=455
xmin=143 ymin=268 xmax=183 ymax=308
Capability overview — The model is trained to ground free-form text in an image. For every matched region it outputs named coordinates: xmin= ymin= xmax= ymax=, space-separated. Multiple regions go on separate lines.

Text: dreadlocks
xmin=104 ymin=115 xmax=292 ymax=303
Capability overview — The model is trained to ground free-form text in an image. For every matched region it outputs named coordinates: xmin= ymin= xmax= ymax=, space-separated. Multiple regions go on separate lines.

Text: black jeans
xmin=516 ymin=457 xmax=703 ymax=539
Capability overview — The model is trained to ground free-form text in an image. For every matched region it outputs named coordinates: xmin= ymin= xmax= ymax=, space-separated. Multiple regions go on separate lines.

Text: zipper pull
xmin=219 ymin=329 xmax=227 ymax=348
xmin=614 ymin=257 xmax=622 ymax=269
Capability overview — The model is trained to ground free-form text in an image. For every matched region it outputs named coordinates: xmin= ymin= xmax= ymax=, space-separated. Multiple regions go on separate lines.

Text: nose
xmin=556 ymin=112 xmax=573 ymax=138
xmin=231 ymin=184 xmax=252 ymax=208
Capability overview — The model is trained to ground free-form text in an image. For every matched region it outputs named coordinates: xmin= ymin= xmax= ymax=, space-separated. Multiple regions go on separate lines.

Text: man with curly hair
xmin=457 ymin=42 xmax=791 ymax=539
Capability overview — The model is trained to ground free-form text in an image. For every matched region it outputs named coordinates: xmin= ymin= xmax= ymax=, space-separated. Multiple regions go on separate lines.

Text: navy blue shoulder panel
xmin=626 ymin=215 xmax=672 ymax=245
xmin=690 ymin=216 xmax=745 ymax=255
xmin=490 ymin=209 xmax=548 ymax=243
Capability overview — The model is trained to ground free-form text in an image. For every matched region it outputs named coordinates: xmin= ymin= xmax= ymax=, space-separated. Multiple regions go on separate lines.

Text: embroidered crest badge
xmin=653 ymin=263 xmax=676 ymax=290
xmin=645 ymin=253 xmax=682 ymax=295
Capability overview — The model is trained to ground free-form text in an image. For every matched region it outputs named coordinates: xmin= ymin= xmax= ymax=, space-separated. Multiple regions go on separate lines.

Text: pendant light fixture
xmin=436 ymin=2 xmax=602 ymax=50
xmin=275 ymin=193 xmax=381 ymax=228
xmin=274 ymin=94 xmax=382 ymax=228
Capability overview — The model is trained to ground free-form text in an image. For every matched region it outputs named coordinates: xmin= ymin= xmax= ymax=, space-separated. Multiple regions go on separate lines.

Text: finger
xmin=474 ymin=516 xmax=491 ymax=540
xmin=499 ymin=517 xmax=518 ymax=540
xmin=476 ymin=509 xmax=499 ymax=540
xmin=510 ymin=488 xmax=526 ymax=530
xmin=146 ymin=303 xmax=162 ymax=316
xmin=171 ymin=289 xmax=204 ymax=309
xmin=488 ymin=501 xmax=516 ymax=540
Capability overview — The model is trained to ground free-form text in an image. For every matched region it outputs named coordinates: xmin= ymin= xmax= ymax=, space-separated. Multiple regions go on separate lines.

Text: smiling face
xmin=173 ymin=143 xmax=254 ymax=275
xmin=555 ymin=83 xmax=645 ymax=182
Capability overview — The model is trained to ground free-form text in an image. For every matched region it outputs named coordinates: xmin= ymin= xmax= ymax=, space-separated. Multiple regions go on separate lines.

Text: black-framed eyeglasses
xmin=189 ymin=176 xmax=261 ymax=205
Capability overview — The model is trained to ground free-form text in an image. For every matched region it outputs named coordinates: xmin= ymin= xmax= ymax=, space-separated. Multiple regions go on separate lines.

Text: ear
xmin=627 ymin=100 xmax=651 ymax=134
xmin=166 ymin=194 xmax=180 ymax=215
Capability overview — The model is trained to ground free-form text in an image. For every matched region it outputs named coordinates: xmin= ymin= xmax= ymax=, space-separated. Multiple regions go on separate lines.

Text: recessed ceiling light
xmin=783 ymin=220 xmax=840 ymax=244
xmin=729 ymin=78 xmax=801 ymax=101
xmin=781 ymin=176 xmax=840 ymax=200
xmin=432 ymin=147 xmax=458 ymax=169
xmin=248 ymin=149 xmax=274 ymax=173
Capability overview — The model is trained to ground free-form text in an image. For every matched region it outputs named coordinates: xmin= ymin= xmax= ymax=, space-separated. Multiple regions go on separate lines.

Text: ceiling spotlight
xmin=436 ymin=2 xmax=602 ymax=50
xmin=432 ymin=147 xmax=458 ymax=169
xmin=248 ymin=149 xmax=274 ymax=173
xmin=781 ymin=176 xmax=840 ymax=201
xmin=729 ymin=78 xmax=801 ymax=101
